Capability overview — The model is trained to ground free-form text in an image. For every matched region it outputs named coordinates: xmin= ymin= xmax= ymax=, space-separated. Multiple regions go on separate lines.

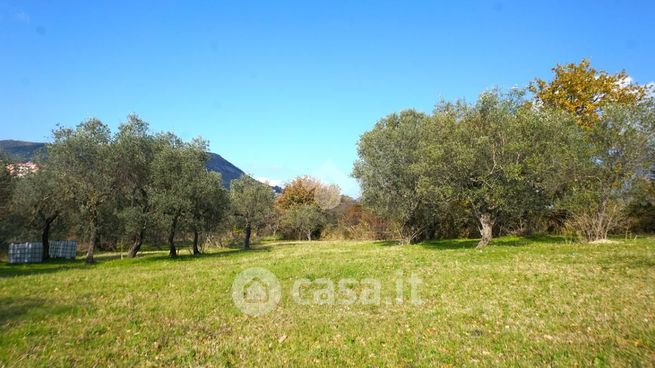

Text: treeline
xmin=0 ymin=115 xmax=384 ymax=263
xmin=0 ymin=116 xmax=276 ymax=263
xmin=1 ymin=60 xmax=654 ymax=256
xmin=354 ymin=60 xmax=655 ymax=246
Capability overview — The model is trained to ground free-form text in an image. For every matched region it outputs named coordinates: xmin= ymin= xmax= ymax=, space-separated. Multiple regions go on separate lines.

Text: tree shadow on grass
xmin=371 ymin=240 xmax=401 ymax=247
xmin=0 ymin=251 xmax=152 ymax=278
xmin=419 ymin=235 xmax=567 ymax=250
xmin=0 ymin=246 xmax=275 ymax=276
xmin=419 ymin=239 xmax=479 ymax=250
xmin=522 ymin=234 xmax=567 ymax=245
xmin=132 ymin=246 xmax=273 ymax=264
xmin=0 ymin=296 xmax=74 ymax=327
xmin=0 ymin=258 xmax=85 ymax=278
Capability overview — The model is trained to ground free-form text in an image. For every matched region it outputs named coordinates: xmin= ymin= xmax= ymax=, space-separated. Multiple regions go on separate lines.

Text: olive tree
xmin=229 ymin=175 xmax=274 ymax=249
xmin=353 ymin=110 xmax=431 ymax=244
xmin=12 ymin=165 xmax=70 ymax=259
xmin=151 ymin=134 xmax=209 ymax=257
xmin=560 ymin=102 xmax=655 ymax=241
xmin=48 ymin=119 xmax=115 ymax=263
xmin=187 ymin=170 xmax=229 ymax=254
xmin=422 ymin=91 xmax=585 ymax=247
xmin=282 ymin=204 xmax=324 ymax=240
xmin=112 ymin=115 xmax=156 ymax=258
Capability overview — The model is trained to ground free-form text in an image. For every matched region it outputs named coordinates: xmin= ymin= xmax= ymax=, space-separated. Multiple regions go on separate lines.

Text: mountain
xmin=0 ymin=140 xmax=46 ymax=161
xmin=204 ymin=151 xmax=245 ymax=186
xmin=0 ymin=140 xmax=245 ymax=188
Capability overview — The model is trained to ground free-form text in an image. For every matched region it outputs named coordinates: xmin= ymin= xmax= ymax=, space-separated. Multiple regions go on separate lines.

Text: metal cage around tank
xmin=8 ymin=242 xmax=43 ymax=263
xmin=49 ymin=240 xmax=77 ymax=259
xmin=8 ymin=240 xmax=77 ymax=263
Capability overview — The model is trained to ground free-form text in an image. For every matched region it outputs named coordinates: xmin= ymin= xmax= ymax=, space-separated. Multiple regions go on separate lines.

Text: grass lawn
xmin=1 ymin=236 xmax=654 ymax=367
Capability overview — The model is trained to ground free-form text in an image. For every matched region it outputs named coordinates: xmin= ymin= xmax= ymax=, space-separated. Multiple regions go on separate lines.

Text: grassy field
xmin=1 ymin=236 xmax=654 ymax=367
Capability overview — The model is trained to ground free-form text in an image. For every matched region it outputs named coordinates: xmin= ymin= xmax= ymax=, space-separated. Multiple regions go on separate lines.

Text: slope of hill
xmin=205 ymin=151 xmax=245 ymax=186
xmin=0 ymin=140 xmax=46 ymax=161
xmin=0 ymin=140 xmax=245 ymax=188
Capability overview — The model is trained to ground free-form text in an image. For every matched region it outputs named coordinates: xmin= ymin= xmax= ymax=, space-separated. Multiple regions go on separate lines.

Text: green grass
xmin=1 ymin=236 xmax=654 ymax=367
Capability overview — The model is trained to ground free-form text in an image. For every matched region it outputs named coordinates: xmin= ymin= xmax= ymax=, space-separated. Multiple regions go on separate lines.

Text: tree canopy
xmin=530 ymin=59 xmax=648 ymax=128
xmin=229 ymin=175 xmax=275 ymax=249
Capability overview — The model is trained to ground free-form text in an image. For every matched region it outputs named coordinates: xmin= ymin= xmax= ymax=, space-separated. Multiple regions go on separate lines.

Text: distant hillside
xmin=0 ymin=139 xmax=245 ymax=188
xmin=205 ymin=151 xmax=245 ymax=186
xmin=0 ymin=140 xmax=46 ymax=161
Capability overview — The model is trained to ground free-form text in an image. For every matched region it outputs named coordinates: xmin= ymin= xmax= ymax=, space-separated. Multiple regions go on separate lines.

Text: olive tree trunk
xmin=244 ymin=223 xmax=251 ymax=250
xmin=127 ymin=228 xmax=144 ymax=258
xmin=41 ymin=214 xmax=58 ymax=261
xmin=477 ymin=213 xmax=494 ymax=248
xmin=86 ymin=224 xmax=98 ymax=264
xmin=192 ymin=229 xmax=201 ymax=255
xmin=168 ymin=212 xmax=180 ymax=257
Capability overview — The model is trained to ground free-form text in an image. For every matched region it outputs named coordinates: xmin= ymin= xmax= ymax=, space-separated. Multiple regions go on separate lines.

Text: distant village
xmin=5 ymin=162 xmax=38 ymax=177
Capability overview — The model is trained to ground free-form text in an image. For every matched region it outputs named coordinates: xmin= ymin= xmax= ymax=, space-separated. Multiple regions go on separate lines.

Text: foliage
xmin=229 ymin=175 xmax=275 ymax=249
xmin=0 ymin=152 xmax=12 ymax=218
xmin=559 ymin=102 xmax=655 ymax=241
xmin=321 ymin=200 xmax=397 ymax=241
xmin=281 ymin=204 xmax=324 ymax=240
xmin=354 ymin=91 xmax=590 ymax=246
xmin=275 ymin=176 xmax=319 ymax=210
xmin=47 ymin=119 xmax=115 ymax=263
xmin=150 ymin=134 xmax=209 ymax=257
xmin=355 ymin=60 xmax=655 ymax=244
xmin=0 ymin=151 xmax=15 ymax=249
xmin=625 ymin=177 xmax=655 ymax=233
xmin=4 ymin=116 xmax=231 ymax=260
xmin=421 ymin=91 xmax=587 ymax=246
xmin=530 ymin=59 xmax=648 ymax=128
xmin=112 ymin=115 xmax=156 ymax=257
xmin=275 ymin=176 xmax=341 ymax=240
xmin=187 ymin=170 xmax=229 ymax=254
xmin=11 ymin=164 xmax=71 ymax=259
xmin=353 ymin=110 xmax=430 ymax=244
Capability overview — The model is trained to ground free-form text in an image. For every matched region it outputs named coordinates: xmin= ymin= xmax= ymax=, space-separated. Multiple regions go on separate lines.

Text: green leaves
xmin=354 ymin=89 xmax=612 ymax=243
xmin=229 ymin=175 xmax=275 ymax=226
xmin=353 ymin=110 xmax=430 ymax=243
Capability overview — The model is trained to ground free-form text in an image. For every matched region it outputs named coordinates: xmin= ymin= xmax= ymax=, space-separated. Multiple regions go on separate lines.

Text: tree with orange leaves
xmin=275 ymin=176 xmax=318 ymax=210
xmin=530 ymin=59 xmax=648 ymax=128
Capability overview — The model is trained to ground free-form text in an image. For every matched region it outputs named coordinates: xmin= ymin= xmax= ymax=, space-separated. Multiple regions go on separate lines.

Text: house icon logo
xmin=232 ymin=267 xmax=281 ymax=316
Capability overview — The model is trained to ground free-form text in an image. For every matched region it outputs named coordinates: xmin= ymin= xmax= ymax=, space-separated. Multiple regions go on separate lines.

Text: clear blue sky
xmin=1 ymin=1 xmax=654 ymax=196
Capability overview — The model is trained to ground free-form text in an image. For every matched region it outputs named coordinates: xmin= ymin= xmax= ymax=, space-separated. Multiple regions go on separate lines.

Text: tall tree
xmin=353 ymin=110 xmax=429 ymax=244
xmin=48 ymin=119 xmax=115 ymax=264
xmin=151 ymin=135 xmax=209 ymax=257
xmin=431 ymin=92 xmax=586 ymax=247
xmin=530 ymin=59 xmax=648 ymax=128
xmin=112 ymin=115 xmax=155 ymax=258
xmin=12 ymin=165 xmax=68 ymax=260
xmin=229 ymin=175 xmax=274 ymax=249
xmin=188 ymin=171 xmax=229 ymax=254
xmin=560 ymin=102 xmax=655 ymax=241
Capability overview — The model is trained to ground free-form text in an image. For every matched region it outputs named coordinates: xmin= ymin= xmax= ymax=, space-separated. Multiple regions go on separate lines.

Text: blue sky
xmin=1 ymin=1 xmax=654 ymax=196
